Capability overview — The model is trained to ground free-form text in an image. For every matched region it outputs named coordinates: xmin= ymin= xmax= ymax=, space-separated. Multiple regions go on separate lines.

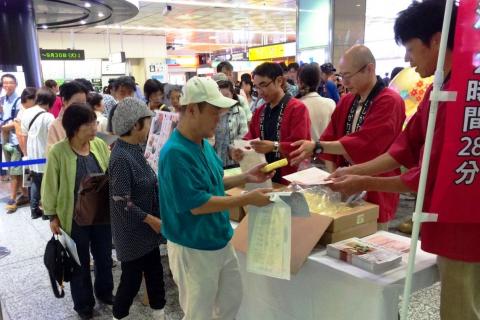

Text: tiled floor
xmin=0 ymin=180 xmax=440 ymax=320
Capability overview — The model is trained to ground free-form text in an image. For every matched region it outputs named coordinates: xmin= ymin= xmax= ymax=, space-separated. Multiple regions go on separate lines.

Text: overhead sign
xmin=40 ymin=49 xmax=85 ymax=61
xmin=166 ymin=56 xmax=198 ymax=67
xmin=248 ymin=42 xmax=296 ymax=61
xmin=109 ymin=52 xmax=126 ymax=63
xmin=101 ymin=60 xmax=126 ymax=75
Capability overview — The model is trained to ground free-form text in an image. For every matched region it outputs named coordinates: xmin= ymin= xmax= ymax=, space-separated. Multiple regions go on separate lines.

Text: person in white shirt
xmin=297 ymin=63 xmax=335 ymax=142
xmin=20 ymin=88 xmax=56 ymax=219
xmin=87 ymin=92 xmax=108 ymax=133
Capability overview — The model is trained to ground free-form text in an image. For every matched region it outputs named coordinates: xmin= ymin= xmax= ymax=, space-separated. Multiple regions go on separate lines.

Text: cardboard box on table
xmin=314 ymin=202 xmax=379 ymax=245
xmin=231 ymin=192 xmax=380 ymax=274
xmin=318 ymin=221 xmax=378 ymax=246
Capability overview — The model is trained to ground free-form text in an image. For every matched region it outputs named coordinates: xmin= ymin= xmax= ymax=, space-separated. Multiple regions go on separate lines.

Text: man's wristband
xmin=273 ymin=141 xmax=279 ymax=153
xmin=314 ymin=141 xmax=324 ymax=154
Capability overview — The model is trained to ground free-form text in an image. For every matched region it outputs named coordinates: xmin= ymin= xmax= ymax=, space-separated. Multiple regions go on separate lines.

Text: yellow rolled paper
xmin=261 ymin=158 xmax=289 ymax=173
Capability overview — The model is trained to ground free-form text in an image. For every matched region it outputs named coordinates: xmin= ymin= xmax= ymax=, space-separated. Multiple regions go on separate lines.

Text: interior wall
xmin=127 ymin=58 xmax=146 ymax=87
xmin=332 ymin=0 xmax=366 ymax=65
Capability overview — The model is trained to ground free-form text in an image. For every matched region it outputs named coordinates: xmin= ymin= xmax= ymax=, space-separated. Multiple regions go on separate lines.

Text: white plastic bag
xmin=246 ymin=193 xmax=291 ymax=280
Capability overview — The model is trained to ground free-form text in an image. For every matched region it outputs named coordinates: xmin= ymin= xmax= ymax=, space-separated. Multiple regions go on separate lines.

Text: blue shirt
xmin=1 ymin=92 xmax=20 ymax=145
xmin=325 ymin=80 xmax=340 ymax=103
xmin=158 ymin=129 xmax=233 ymax=250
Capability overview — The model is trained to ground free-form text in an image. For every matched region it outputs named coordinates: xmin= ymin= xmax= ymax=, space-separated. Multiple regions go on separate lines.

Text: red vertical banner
xmin=430 ymin=1 xmax=480 ymax=223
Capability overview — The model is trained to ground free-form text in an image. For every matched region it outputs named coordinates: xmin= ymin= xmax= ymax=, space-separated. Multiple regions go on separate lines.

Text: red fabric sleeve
xmin=388 ymin=86 xmax=432 ymax=168
xmin=319 ymin=95 xmax=353 ymax=164
xmin=279 ymin=99 xmax=311 ymax=156
xmin=339 ymin=91 xmax=406 ymax=164
xmin=400 ymin=166 xmax=420 ymax=192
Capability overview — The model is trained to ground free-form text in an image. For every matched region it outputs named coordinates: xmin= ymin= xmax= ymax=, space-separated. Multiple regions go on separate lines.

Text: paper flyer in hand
xmin=145 ymin=111 xmax=179 ymax=174
xmin=246 ymin=193 xmax=291 ymax=280
xmin=283 ymin=167 xmax=333 ymax=185
xmin=58 ymin=229 xmax=81 ymax=266
xmin=233 ymin=139 xmax=272 ymax=190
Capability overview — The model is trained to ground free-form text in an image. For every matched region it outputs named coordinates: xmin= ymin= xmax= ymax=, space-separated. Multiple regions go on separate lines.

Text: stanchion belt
xmin=0 ymin=158 xmax=46 ymax=168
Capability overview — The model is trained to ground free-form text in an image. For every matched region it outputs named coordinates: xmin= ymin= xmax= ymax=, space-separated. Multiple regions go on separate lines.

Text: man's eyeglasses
xmin=339 ymin=64 xmax=369 ymax=82
xmin=253 ymin=79 xmax=274 ymax=91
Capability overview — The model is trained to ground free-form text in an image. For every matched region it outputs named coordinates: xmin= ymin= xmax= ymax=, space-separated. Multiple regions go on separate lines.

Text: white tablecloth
xmin=236 ymin=231 xmax=439 ymax=320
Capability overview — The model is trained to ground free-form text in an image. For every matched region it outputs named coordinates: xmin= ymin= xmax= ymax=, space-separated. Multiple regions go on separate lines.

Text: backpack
xmin=43 ymin=235 xmax=77 ymax=298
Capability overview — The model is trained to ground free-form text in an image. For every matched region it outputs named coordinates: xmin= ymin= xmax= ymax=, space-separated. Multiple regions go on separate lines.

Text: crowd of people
xmin=0 ymin=0 xmax=477 ymax=319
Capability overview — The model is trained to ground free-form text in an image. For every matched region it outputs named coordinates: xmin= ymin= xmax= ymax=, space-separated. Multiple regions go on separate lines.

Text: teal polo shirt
xmin=158 ymin=129 xmax=233 ymax=250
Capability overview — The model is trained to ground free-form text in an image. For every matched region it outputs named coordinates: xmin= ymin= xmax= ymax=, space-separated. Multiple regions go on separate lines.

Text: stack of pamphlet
xmin=326 ymin=236 xmax=404 ymax=274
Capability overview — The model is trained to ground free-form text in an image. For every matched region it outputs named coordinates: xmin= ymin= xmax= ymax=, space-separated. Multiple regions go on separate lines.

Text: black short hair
xmin=59 ymin=81 xmax=88 ymax=102
xmin=113 ymin=76 xmax=136 ymax=92
xmin=44 ymin=79 xmax=58 ymax=89
xmin=240 ymin=73 xmax=252 ymax=83
xmin=143 ymin=79 xmax=164 ymax=102
xmin=74 ymin=78 xmax=94 ymax=92
xmin=1 ymin=74 xmax=17 ymax=84
xmin=87 ymin=92 xmax=103 ymax=109
xmin=298 ymin=63 xmax=320 ymax=93
xmin=62 ymin=103 xmax=97 ymax=139
xmin=217 ymin=80 xmax=239 ymax=102
xmin=252 ymin=62 xmax=284 ymax=81
xmin=390 ymin=67 xmax=404 ymax=80
xmin=120 ymin=116 xmax=149 ymax=137
xmin=217 ymin=61 xmax=233 ymax=73
xmin=394 ymin=0 xmax=457 ymax=49
xmin=20 ymin=87 xmax=37 ymax=103
xmin=287 ymin=62 xmax=300 ymax=72
xmin=35 ymin=88 xmax=56 ymax=108
xmin=278 ymin=62 xmax=288 ymax=73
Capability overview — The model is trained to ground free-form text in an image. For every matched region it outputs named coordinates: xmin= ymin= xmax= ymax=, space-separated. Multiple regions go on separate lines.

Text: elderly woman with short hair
xmin=109 ymin=97 xmax=166 ymax=319
xmin=42 ymin=103 xmax=113 ymax=319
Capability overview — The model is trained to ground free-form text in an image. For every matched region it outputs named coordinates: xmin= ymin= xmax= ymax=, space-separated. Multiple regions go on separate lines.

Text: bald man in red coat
xmin=290 ymin=45 xmax=406 ymax=229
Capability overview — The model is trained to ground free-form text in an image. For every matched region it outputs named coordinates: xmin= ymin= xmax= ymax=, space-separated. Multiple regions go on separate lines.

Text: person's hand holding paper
xmin=328 ymin=175 xmax=367 ymax=196
xmin=230 ymin=139 xmax=253 ymax=162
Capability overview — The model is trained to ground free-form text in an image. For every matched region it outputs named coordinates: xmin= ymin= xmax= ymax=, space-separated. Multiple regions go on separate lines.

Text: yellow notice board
xmin=248 ymin=42 xmax=296 ymax=61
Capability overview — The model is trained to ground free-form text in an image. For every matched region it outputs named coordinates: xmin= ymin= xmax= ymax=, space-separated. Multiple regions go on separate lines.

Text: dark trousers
xmin=113 ymin=247 xmax=166 ymax=319
xmin=70 ymin=221 xmax=113 ymax=313
xmin=30 ymin=172 xmax=42 ymax=211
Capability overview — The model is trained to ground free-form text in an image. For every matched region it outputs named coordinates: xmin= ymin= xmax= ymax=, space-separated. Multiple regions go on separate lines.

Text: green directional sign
xmin=40 ymin=49 xmax=85 ymax=61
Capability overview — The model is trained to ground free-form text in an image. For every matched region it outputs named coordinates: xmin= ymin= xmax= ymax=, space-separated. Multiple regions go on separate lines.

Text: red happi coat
xmin=320 ymin=88 xmax=406 ymax=222
xmin=389 ymin=82 xmax=480 ymax=262
xmin=244 ymin=97 xmax=311 ymax=183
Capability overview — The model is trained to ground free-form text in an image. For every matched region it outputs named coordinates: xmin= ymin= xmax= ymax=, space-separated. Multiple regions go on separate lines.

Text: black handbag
xmin=44 ymin=235 xmax=77 ymax=298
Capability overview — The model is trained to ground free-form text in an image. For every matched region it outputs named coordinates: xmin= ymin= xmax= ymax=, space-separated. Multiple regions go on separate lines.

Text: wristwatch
xmin=273 ymin=141 xmax=279 ymax=153
xmin=314 ymin=141 xmax=324 ymax=154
